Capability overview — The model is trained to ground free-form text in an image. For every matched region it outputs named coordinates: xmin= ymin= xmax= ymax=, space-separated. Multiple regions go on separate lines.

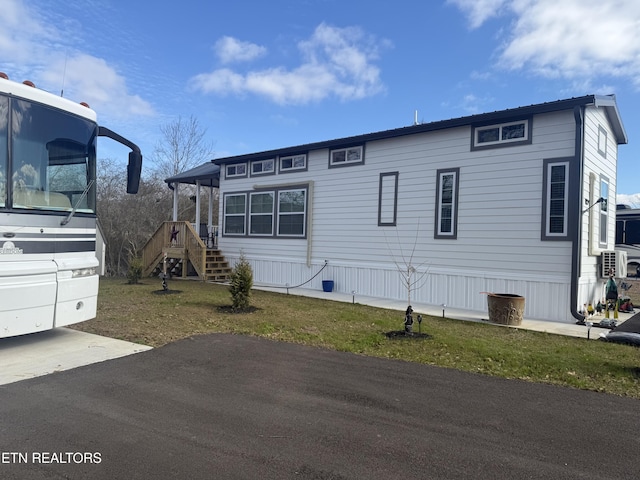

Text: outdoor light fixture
xmin=582 ymin=197 xmax=605 ymax=214
xmin=586 ymin=321 xmax=593 ymax=340
xmin=441 ymin=303 xmax=446 ymax=318
xmin=351 ymin=290 xmax=356 ymax=304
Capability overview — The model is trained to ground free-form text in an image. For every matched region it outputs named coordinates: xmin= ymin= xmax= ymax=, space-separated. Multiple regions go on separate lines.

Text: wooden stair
xmin=142 ymin=221 xmax=231 ymax=283
xmin=204 ymin=250 xmax=231 ymax=282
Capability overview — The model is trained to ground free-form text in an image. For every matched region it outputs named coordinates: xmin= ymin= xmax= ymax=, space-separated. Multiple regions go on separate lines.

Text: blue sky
xmin=2 ymin=0 xmax=640 ymax=202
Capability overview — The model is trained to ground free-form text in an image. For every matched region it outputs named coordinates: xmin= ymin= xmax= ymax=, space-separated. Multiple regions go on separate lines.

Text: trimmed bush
xmin=229 ymin=253 xmax=253 ymax=310
xmin=127 ymin=256 xmax=144 ymax=284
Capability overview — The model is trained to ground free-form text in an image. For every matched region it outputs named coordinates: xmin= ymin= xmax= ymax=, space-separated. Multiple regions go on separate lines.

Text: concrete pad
xmin=0 ymin=328 xmax=152 ymax=386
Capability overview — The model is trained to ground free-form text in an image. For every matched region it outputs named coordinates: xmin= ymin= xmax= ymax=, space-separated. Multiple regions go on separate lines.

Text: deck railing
xmin=142 ymin=221 xmax=211 ymax=278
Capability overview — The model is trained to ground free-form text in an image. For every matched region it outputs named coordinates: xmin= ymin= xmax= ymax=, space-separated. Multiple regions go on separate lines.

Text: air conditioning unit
xmin=601 ymin=250 xmax=628 ymax=278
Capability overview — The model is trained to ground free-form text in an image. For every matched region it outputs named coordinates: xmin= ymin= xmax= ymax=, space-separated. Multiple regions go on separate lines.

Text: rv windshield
xmin=0 ymin=95 xmax=97 ymax=213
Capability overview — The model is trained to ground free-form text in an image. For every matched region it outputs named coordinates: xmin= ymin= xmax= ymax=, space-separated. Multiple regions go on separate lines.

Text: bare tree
xmin=384 ymin=219 xmax=430 ymax=306
xmin=150 ymin=115 xmax=215 ymax=178
xmin=97 ymin=159 xmax=172 ymax=275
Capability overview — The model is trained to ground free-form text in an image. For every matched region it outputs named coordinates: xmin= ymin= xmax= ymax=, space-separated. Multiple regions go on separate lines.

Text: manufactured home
xmin=212 ymin=95 xmax=627 ymax=323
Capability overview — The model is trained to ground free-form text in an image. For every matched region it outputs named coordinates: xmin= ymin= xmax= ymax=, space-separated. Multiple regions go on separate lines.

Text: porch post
xmin=195 ymin=180 xmax=201 ymax=229
xmin=207 ymin=186 xmax=214 ymax=229
xmin=172 ymin=182 xmax=179 ymax=221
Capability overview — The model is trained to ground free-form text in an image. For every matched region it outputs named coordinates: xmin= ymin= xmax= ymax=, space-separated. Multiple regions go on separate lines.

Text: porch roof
xmin=164 ymin=161 xmax=220 ymax=188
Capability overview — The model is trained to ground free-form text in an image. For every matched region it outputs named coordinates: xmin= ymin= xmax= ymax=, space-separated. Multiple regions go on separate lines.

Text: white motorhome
xmin=0 ymin=73 xmax=142 ymax=337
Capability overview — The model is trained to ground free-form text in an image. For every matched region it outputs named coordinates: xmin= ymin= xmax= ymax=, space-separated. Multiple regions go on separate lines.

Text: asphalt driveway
xmin=0 ymin=333 xmax=638 ymax=479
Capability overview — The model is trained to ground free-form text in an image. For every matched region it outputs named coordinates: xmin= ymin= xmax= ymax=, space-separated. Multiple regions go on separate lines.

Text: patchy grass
xmin=71 ymin=277 xmax=640 ymax=399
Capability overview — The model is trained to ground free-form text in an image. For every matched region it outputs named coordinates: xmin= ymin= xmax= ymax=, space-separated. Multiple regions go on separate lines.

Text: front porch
xmin=142 ymin=161 xmax=229 ymax=282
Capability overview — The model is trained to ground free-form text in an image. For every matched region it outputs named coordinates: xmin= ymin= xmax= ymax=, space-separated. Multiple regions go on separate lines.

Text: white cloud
xmin=0 ymin=0 xmax=153 ymax=119
xmin=191 ymin=23 xmax=386 ymax=105
xmin=449 ymin=0 xmax=640 ymax=87
xmin=214 ymin=36 xmax=267 ymax=64
xmin=41 ymin=55 xmax=155 ymax=118
xmin=446 ymin=0 xmax=509 ymax=29
xmin=617 ymin=193 xmax=640 ymax=208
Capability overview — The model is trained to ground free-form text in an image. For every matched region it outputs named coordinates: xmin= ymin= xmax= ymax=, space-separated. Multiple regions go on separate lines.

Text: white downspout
xmin=588 ymin=173 xmax=596 ymax=256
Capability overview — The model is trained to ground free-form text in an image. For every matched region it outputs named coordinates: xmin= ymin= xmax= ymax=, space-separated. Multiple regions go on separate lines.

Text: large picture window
xmin=222 ymin=186 xmax=308 ymax=238
xmin=434 ymin=168 xmax=459 ymax=239
xmin=542 ymin=159 xmax=570 ymax=240
xmin=223 ymin=193 xmax=246 ymax=235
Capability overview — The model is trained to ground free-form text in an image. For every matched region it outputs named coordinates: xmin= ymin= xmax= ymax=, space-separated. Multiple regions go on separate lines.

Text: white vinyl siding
xmin=218 ymin=105 xmax=623 ymax=323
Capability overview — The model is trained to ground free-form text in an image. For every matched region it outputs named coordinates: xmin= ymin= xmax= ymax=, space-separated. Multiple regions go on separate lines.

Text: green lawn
xmin=71 ymin=277 xmax=640 ymax=399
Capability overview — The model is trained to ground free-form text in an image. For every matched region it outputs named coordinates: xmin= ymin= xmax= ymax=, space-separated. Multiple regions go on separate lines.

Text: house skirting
xmin=228 ymin=255 xmax=581 ymax=323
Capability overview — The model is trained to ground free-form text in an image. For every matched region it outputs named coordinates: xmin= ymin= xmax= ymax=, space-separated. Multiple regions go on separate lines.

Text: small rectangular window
xmin=329 ymin=145 xmax=364 ymax=167
xmin=542 ymin=159 xmax=570 ymax=240
xmin=279 ymin=154 xmax=306 ymax=172
xmin=472 ymin=119 xmax=530 ymax=149
xmin=598 ymin=126 xmax=608 ymax=158
xmin=226 ymin=163 xmax=247 ymax=178
xmin=434 ymin=168 xmax=459 ymax=239
xmin=378 ymin=172 xmax=398 ymax=226
xmin=251 ymin=159 xmax=274 ymax=176
xmin=223 ymin=193 xmax=246 ymax=235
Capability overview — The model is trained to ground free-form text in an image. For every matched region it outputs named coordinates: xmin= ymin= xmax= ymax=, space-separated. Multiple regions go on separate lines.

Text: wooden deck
xmin=142 ymin=221 xmax=231 ymax=282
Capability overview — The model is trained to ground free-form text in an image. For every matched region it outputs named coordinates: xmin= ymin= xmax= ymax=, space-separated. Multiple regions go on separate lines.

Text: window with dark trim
xmin=279 ymin=154 xmax=307 ymax=172
xmin=329 ymin=145 xmax=364 ymax=168
xmin=249 ymin=192 xmax=274 ymax=235
xmin=600 ymin=176 xmax=609 ymax=246
xmin=250 ymin=159 xmax=275 ymax=176
xmin=223 ymin=193 xmax=246 ymax=235
xmin=598 ymin=126 xmax=608 ymax=158
xmin=378 ymin=172 xmax=398 ymax=226
xmin=434 ymin=168 xmax=459 ymax=239
xmin=223 ymin=185 xmax=308 ymax=238
xmin=278 ymin=189 xmax=306 ymax=236
xmin=541 ymin=159 xmax=569 ymax=239
xmin=225 ymin=163 xmax=247 ymax=179
xmin=472 ymin=118 xmax=531 ymax=150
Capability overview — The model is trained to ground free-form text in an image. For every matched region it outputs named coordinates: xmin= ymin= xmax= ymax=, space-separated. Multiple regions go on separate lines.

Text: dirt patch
xmin=217 ymin=305 xmax=261 ymax=314
xmin=385 ymin=331 xmax=432 ymax=340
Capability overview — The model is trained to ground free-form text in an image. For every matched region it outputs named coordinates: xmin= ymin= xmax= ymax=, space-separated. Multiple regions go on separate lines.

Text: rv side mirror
xmin=126 ymin=151 xmax=143 ymax=194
